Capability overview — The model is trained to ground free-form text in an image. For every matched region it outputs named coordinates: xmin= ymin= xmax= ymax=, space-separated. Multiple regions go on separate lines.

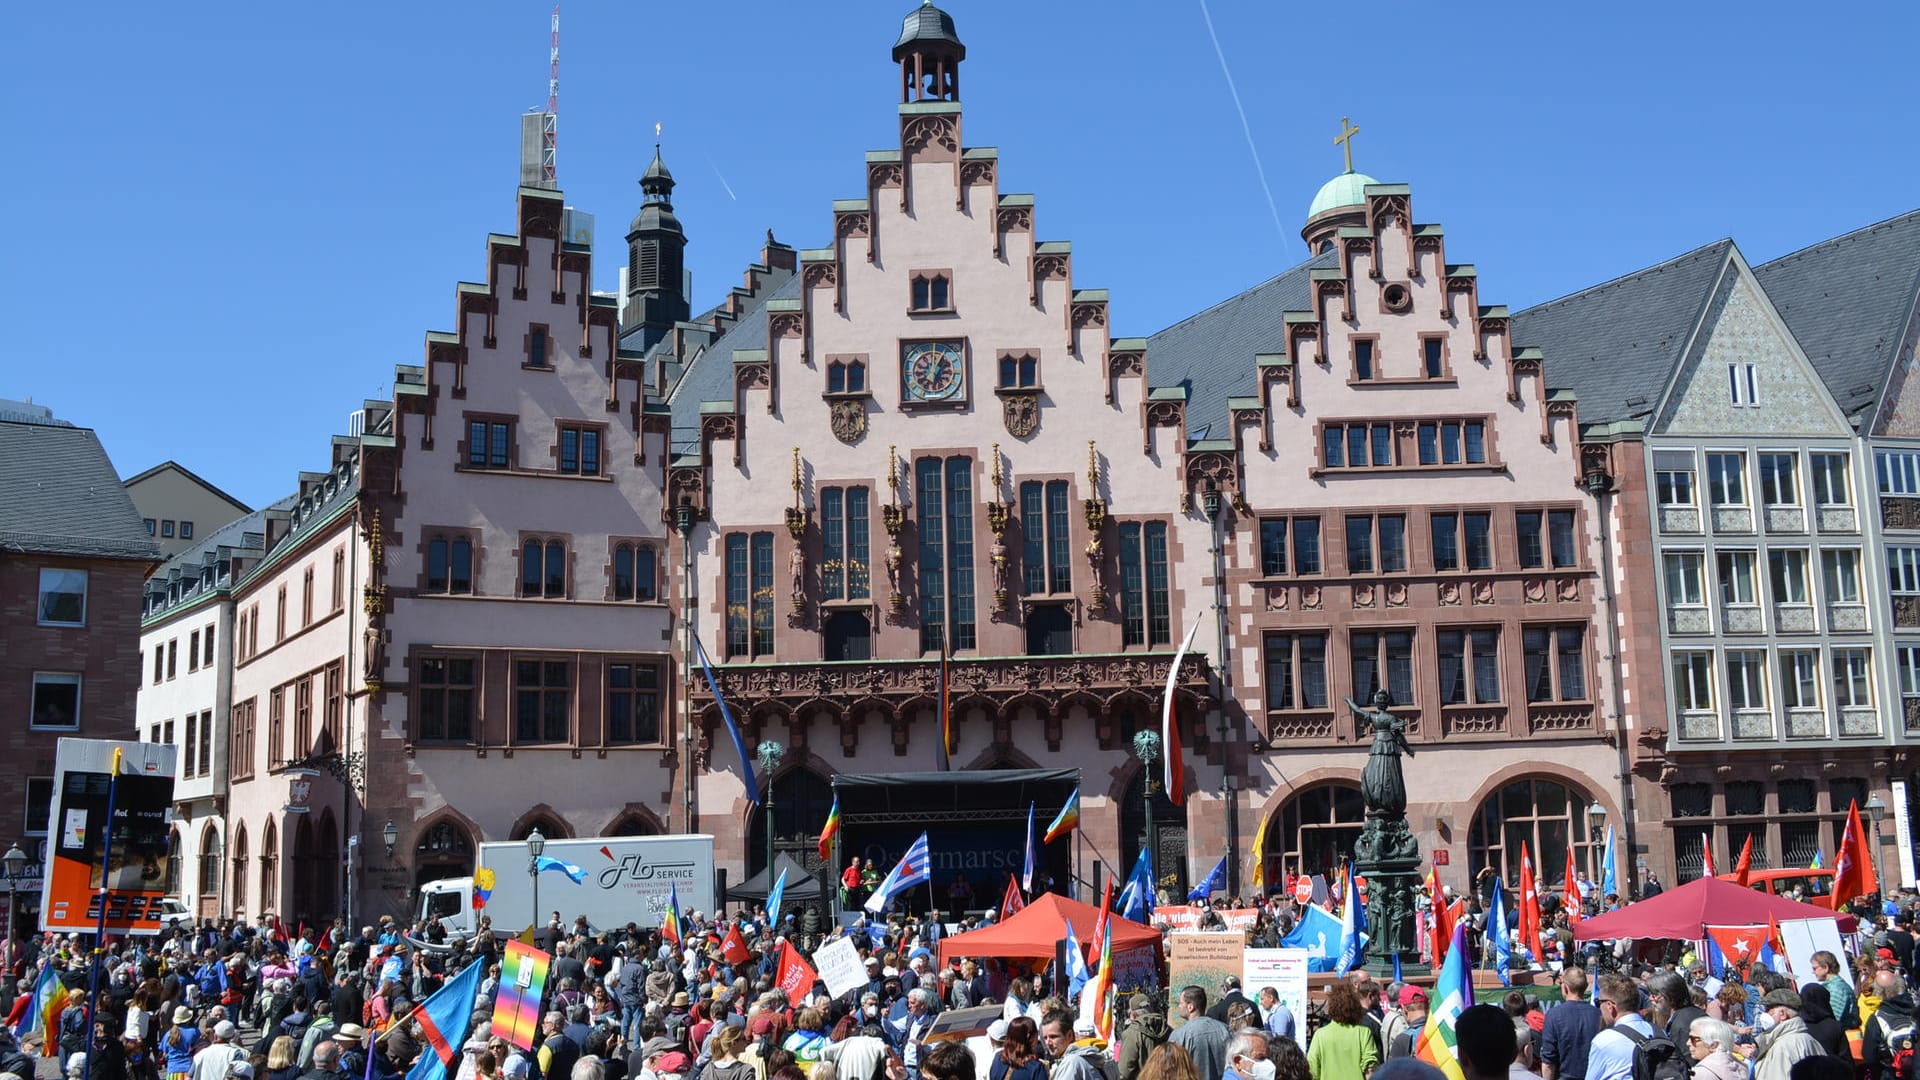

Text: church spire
xmin=624 ymin=130 xmax=688 ymax=347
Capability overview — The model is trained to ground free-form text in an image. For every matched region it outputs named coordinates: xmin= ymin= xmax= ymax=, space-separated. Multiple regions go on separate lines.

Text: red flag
xmin=1426 ymin=865 xmax=1454 ymax=967
xmin=1706 ymin=924 xmax=1769 ymax=976
xmin=1833 ymin=800 xmax=1879 ymax=906
xmin=1000 ymin=872 xmax=1026 ymax=921
xmin=1562 ymin=847 xmax=1583 ymax=925
xmin=1733 ymin=834 xmax=1754 ymax=887
xmin=774 ymin=940 xmax=817 ymax=1006
xmin=721 ymin=923 xmax=750 ymax=966
xmin=1702 ymin=834 xmax=1716 ymax=878
xmin=1517 ymin=842 xmax=1544 ymax=963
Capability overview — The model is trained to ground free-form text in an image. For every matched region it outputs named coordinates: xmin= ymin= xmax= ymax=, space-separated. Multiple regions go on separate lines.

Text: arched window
xmin=415 ymin=818 xmax=475 ymax=890
xmin=512 ymin=815 xmax=570 ymax=842
xmin=230 ymin=824 xmax=249 ymax=914
xmin=199 ymin=824 xmax=222 ymax=899
xmin=521 ymin=539 xmax=568 ymax=598
xmin=165 ymin=829 xmax=182 ymax=897
xmin=1468 ymin=777 xmax=1596 ymax=888
xmin=1262 ymin=784 xmax=1365 ymax=882
xmin=608 ymin=813 xmax=660 ymax=837
xmin=259 ymin=819 xmax=279 ymax=915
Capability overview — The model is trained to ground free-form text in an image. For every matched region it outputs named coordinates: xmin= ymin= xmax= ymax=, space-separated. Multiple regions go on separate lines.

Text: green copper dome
xmin=1307 ymin=171 xmax=1379 ymax=220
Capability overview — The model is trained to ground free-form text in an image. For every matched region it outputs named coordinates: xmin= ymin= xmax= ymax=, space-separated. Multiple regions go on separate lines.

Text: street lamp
xmin=1586 ymin=802 xmax=1607 ymax=896
xmin=2 ymin=843 xmax=26 ymax=947
xmin=527 ymin=828 xmax=546 ymax=941
xmin=382 ymin=819 xmax=398 ymax=858
xmin=1868 ymin=794 xmax=1888 ymax=896
xmin=1133 ymin=731 xmax=1161 ymax=899
xmin=757 ymin=741 xmax=786 ymax=883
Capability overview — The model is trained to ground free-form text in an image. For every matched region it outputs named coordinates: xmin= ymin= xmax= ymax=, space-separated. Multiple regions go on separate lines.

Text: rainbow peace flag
xmin=1415 ymin=922 xmax=1472 ymax=1080
xmin=1809 ymin=850 xmax=1825 ymax=870
xmin=488 ymin=940 xmax=551 ymax=1050
xmin=14 ymin=962 xmax=68 ymax=1047
xmin=817 ymin=795 xmax=842 ymax=860
xmin=1043 ymin=788 xmax=1081 ymax=845
xmin=661 ymin=881 xmax=684 ymax=945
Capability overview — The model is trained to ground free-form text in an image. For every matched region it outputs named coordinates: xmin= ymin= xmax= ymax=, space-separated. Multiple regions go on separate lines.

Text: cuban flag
xmin=1334 ymin=861 xmax=1367 ymax=975
xmin=865 ymin=832 xmax=932 ymax=914
xmin=1116 ymin=848 xmax=1154 ymax=924
xmin=535 ymin=856 xmax=586 ymax=884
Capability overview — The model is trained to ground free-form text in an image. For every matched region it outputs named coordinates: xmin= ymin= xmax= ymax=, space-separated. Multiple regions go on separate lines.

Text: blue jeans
xmin=621 ymin=1004 xmax=646 ymax=1049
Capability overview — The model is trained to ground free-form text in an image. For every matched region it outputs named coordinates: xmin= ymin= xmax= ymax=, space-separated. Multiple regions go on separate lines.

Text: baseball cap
xmin=1398 ymin=987 xmax=1428 ymax=1007
xmin=987 ymin=1020 xmax=1009 ymax=1043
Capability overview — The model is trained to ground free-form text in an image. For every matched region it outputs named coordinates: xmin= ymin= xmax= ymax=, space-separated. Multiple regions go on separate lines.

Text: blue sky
xmin=5 ymin=2 xmax=1916 ymax=509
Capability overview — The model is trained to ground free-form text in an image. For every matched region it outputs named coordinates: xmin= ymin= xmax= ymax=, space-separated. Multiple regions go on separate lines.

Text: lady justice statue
xmin=1346 ymin=688 xmax=1413 ymax=818
xmin=1343 ymin=688 xmax=1424 ymax=975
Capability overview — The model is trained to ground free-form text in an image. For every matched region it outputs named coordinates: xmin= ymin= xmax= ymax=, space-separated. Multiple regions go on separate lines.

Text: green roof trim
xmin=425 ymin=330 xmax=459 ymax=345
xmin=899 ymin=101 xmax=962 ymax=116
xmin=1282 ymin=311 xmax=1319 ymax=325
xmin=456 ymin=282 xmax=487 ymax=295
xmin=358 ymin=434 xmax=396 ymax=449
xmin=962 ymin=147 xmax=998 ymax=160
xmin=800 ymin=247 xmax=836 ymax=262
xmin=699 ymin=401 xmax=736 ymax=415
xmin=732 ymin=349 xmax=768 ymax=364
xmin=1309 ymin=268 xmax=1345 ymax=282
xmin=1363 ymin=183 xmax=1411 ymax=197
xmin=517 ymin=185 xmax=564 ymax=202
xmin=670 ymin=453 xmax=703 ymax=469
xmin=1414 ymin=224 xmax=1444 ymax=238
xmin=1513 ymin=346 xmax=1545 ymax=361
xmin=1337 ymin=226 xmax=1373 ymax=239
xmin=1109 ymin=337 xmax=1148 ymax=351
xmin=488 ymin=233 xmax=522 ymax=247
xmin=832 ymin=199 xmax=870 ymax=213
xmin=643 ymin=400 xmax=672 ymax=416
xmin=588 ymin=294 xmax=617 ymax=308
xmin=1187 ymin=438 xmax=1235 ymax=452
xmin=1256 ymin=352 xmax=1292 ymax=367
xmin=766 ymin=298 xmax=802 ymax=312
xmin=394 ymin=383 xmax=427 ymax=398
xmin=998 ymin=193 xmax=1034 ymax=208
xmin=617 ymin=348 xmax=648 ymax=362
xmin=1226 ymin=396 xmax=1264 ymax=410
xmin=1072 ymin=289 xmax=1108 ymax=303
xmin=1147 ymin=386 xmax=1189 ymax=402
xmin=1479 ymin=305 xmax=1511 ymax=318
xmin=865 ymin=150 xmax=902 ymax=163
xmin=1446 ymin=264 xmax=1478 ymax=277
xmin=1034 ymin=241 xmax=1071 ymax=255
xmin=1547 ymin=388 xmax=1578 ymax=402
xmin=1580 ymin=419 xmax=1646 ymax=439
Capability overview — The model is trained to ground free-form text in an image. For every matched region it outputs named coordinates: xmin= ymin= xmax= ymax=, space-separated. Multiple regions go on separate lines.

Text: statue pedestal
xmin=1357 ymin=816 xmax=1429 ymax=979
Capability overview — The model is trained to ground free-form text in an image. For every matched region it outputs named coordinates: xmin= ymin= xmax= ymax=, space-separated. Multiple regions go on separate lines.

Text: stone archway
xmin=1253 ymin=781 xmax=1366 ymax=885
xmin=1466 ymin=775 xmax=1600 ymax=888
xmin=414 ymin=816 xmax=476 ymax=890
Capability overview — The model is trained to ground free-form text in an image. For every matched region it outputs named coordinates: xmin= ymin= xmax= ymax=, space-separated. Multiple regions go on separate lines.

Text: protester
xmin=1306 ymin=984 xmax=1378 ymax=1080
xmin=1167 ymin=989 xmax=1228 ymax=1080
xmin=1750 ymin=990 xmax=1824 ymax=1080
xmin=1115 ymin=997 xmax=1167 ymax=1080
xmin=1452 ymin=1005 xmax=1516 ymax=1080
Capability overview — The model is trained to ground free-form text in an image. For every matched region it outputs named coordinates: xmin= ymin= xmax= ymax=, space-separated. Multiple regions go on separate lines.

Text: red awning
xmin=936 ymin=892 xmax=1163 ymax=964
xmin=1570 ymin=876 xmax=1856 ymax=941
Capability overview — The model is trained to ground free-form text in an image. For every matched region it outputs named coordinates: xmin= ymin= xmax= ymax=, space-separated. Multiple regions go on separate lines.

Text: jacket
xmin=1752 ymin=1017 xmax=1825 ymax=1080
xmin=1051 ymin=1042 xmax=1111 ymax=1080
xmin=1116 ymin=1011 xmax=1170 ymax=1080
xmin=1865 ymin=994 xmax=1917 ymax=1080
xmin=1796 ymin=984 xmax=1849 ymax=1059
xmin=1689 ymin=1050 xmax=1748 ymax=1080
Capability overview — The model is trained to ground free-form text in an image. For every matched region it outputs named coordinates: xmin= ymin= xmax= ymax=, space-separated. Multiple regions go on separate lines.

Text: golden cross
xmin=1334 ymin=116 xmax=1360 ymax=173
xmin=654 ymin=121 xmax=662 ymax=139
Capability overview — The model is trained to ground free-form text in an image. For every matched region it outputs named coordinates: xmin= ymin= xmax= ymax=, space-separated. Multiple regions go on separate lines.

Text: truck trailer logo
xmin=598 ymin=855 xmax=700 ymax=890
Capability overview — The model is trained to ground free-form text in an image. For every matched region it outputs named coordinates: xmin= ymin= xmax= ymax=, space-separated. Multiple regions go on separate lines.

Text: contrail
xmin=708 ymin=158 xmax=738 ymax=201
xmin=1196 ymin=0 xmax=1285 ymax=244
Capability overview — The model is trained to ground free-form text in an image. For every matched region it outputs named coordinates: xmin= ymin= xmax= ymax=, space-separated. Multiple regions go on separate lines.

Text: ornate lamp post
xmin=1133 ymin=731 xmax=1161 ymax=895
xmin=757 ymin=741 xmax=786 ymax=879
xmin=2 ymin=843 xmax=26 ymax=946
xmin=1586 ymin=802 xmax=1607 ymax=895
xmin=527 ymin=828 xmax=546 ymax=939
xmin=1199 ymin=479 xmax=1237 ymax=895
xmin=1868 ymin=794 xmax=1887 ymax=894
xmin=382 ymin=819 xmax=398 ymax=858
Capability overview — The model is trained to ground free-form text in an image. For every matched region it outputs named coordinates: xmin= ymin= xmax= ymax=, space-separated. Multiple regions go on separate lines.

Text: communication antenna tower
xmin=544 ymin=6 xmax=559 ymax=185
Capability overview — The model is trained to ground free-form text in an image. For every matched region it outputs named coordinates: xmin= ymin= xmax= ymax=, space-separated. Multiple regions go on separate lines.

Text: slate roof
xmin=666 ymin=273 xmax=804 ymax=455
xmin=1511 ymin=240 xmax=1736 ymax=427
xmin=1754 ymin=208 xmax=1920 ymax=423
xmin=0 ymin=417 xmax=161 ymax=562
xmin=1144 ymin=250 xmax=1338 ymax=437
xmin=141 ymin=499 xmax=284 ymax=622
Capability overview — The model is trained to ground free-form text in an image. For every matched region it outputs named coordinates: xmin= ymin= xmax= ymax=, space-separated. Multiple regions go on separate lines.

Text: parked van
xmin=1719 ymin=868 xmax=1837 ymax=909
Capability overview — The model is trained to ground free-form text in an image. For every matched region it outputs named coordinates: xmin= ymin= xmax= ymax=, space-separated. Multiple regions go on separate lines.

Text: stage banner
xmin=1244 ymin=948 xmax=1311 ymax=1052
xmin=1166 ymin=931 xmax=1246 ymax=1027
xmin=490 ymin=940 xmax=552 ymax=1049
xmin=1219 ymin=908 xmax=1259 ymax=931
xmin=814 ymin=935 xmax=868 ymax=998
xmin=1156 ymin=905 xmax=1201 ymax=931
xmin=1110 ymin=944 xmax=1161 ymax=996
xmin=41 ymin=739 xmax=177 ymax=935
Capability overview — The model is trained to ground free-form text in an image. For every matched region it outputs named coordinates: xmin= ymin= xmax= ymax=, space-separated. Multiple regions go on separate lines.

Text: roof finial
xmin=1335 ymin=116 xmax=1360 ymax=174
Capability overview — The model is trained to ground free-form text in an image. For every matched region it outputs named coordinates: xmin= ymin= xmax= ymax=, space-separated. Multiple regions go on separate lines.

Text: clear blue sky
xmin=6 ymin=2 xmax=1916 ymax=510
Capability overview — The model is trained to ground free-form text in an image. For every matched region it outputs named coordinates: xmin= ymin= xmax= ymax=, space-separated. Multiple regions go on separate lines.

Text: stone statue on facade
xmin=1347 ymin=688 xmax=1412 ymax=818
xmin=789 ymin=547 xmax=807 ymax=603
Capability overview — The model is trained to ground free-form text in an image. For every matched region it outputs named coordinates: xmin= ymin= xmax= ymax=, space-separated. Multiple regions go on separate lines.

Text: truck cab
xmin=419 ymin=877 xmax=477 ymax=939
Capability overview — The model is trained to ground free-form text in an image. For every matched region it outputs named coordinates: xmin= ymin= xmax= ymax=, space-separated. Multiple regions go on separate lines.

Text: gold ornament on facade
xmin=786 ymin=448 xmax=810 ymax=621
xmin=1083 ymin=441 xmax=1108 ymax=615
xmin=987 ymin=443 xmax=1011 ymax=613
xmin=829 ymin=399 xmax=867 ymax=445
xmin=1001 ymin=391 xmax=1039 ymax=438
xmin=883 ymin=446 xmax=906 ymax=615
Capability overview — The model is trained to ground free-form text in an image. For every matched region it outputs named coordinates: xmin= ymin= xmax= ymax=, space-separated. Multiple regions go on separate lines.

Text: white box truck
xmin=418 ymin=833 xmax=715 ymax=940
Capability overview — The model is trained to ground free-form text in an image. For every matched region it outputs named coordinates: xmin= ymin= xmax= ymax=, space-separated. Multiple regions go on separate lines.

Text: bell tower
xmin=893 ymin=1 xmax=965 ymax=103
xmin=623 ymin=141 xmax=689 ymax=349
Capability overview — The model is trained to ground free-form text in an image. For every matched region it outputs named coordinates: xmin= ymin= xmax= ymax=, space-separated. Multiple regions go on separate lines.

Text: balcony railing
xmin=1678 ymin=710 xmax=1721 ymax=741
xmin=1722 ymin=606 xmax=1764 ymax=634
xmin=1817 ymin=506 xmax=1857 ymax=533
xmin=1827 ymin=603 xmax=1869 ymax=632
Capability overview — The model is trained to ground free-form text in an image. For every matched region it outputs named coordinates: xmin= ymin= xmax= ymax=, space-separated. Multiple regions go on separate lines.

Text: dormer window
xmin=998 ymin=353 xmax=1039 ymax=389
xmin=827 ymin=358 xmax=869 ymax=395
xmin=910 ymin=271 xmax=954 ymax=314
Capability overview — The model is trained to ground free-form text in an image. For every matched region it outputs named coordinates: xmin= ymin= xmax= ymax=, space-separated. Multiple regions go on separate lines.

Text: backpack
xmin=1875 ymin=1013 xmax=1916 ymax=1080
xmin=1621 ymin=1026 xmax=1691 ymax=1080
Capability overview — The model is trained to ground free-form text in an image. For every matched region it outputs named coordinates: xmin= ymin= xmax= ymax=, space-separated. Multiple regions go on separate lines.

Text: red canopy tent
xmin=936 ymin=892 xmax=1162 ymax=965
xmin=1570 ymin=876 xmax=1856 ymax=941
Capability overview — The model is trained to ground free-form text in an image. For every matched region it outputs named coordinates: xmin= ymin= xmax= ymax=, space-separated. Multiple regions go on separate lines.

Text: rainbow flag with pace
xmin=1075 ymin=905 xmax=1116 ymax=1054
xmin=1043 ymin=788 xmax=1080 ymax=844
xmin=661 ymin=882 xmax=684 ymax=946
xmin=489 ymin=939 xmax=550 ymax=1049
xmin=1415 ymin=921 xmax=1472 ymax=1080
xmin=1809 ymin=850 xmax=1825 ymax=870
xmin=14 ymin=962 xmax=68 ymax=1047
xmin=817 ymin=794 xmax=842 ymax=860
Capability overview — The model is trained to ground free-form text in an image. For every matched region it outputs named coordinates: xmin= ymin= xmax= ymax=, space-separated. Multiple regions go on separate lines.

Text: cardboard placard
xmin=1166 ymin=932 xmax=1246 ymax=1028
xmin=813 ymin=935 xmax=868 ymax=998
xmin=1243 ymin=948 xmax=1311 ymax=1052
xmin=1779 ymin=917 xmax=1852 ymax=989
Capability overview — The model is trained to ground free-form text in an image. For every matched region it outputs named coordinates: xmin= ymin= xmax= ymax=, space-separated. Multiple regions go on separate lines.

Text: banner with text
xmin=1243 ymin=948 xmax=1312 ymax=1052
xmin=40 ymin=739 xmax=177 ymax=935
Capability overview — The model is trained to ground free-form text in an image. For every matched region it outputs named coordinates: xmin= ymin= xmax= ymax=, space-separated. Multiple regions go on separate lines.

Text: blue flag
xmin=1022 ymin=803 xmax=1036 ymax=894
xmin=1188 ymin=855 xmax=1227 ymax=903
xmin=864 ymin=832 xmax=931 ymax=914
xmin=1599 ymin=824 xmax=1617 ymax=900
xmin=1116 ymin=849 xmax=1154 ymax=924
xmin=1334 ymin=861 xmax=1367 ymax=975
xmin=1490 ymin=876 xmax=1513 ymax=987
xmin=766 ymin=867 xmax=789 ymax=930
xmin=535 ymin=856 xmax=586 ymax=883
xmin=404 ymin=957 xmax=486 ymax=1080
xmin=693 ymin=634 xmax=760 ymax=807
xmin=1279 ymin=904 xmax=1344 ymax=973
xmin=1063 ymin=917 xmax=1092 ymax=998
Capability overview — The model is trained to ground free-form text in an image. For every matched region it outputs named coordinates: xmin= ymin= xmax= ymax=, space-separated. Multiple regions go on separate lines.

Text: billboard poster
xmin=1166 ymin=931 xmax=1246 ymax=1028
xmin=1243 ymin=948 xmax=1312 ymax=1052
xmin=40 ymin=739 xmax=178 ymax=936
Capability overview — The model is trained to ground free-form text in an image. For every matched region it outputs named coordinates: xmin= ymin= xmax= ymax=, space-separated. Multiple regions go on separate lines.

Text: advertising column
xmin=39 ymin=738 xmax=178 ymax=936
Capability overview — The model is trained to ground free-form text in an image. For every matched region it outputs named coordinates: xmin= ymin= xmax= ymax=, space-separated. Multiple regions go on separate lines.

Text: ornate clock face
xmin=903 ymin=341 xmax=965 ymax=402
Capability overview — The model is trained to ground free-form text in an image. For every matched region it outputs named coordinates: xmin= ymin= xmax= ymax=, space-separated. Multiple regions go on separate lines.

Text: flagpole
xmin=81 ymin=747 xmax=125 ymax=1077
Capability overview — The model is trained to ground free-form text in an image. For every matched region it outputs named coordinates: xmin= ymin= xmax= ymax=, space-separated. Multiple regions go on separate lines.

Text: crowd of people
xmin=0 ymin=876 xmax=1910 ymax=1080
